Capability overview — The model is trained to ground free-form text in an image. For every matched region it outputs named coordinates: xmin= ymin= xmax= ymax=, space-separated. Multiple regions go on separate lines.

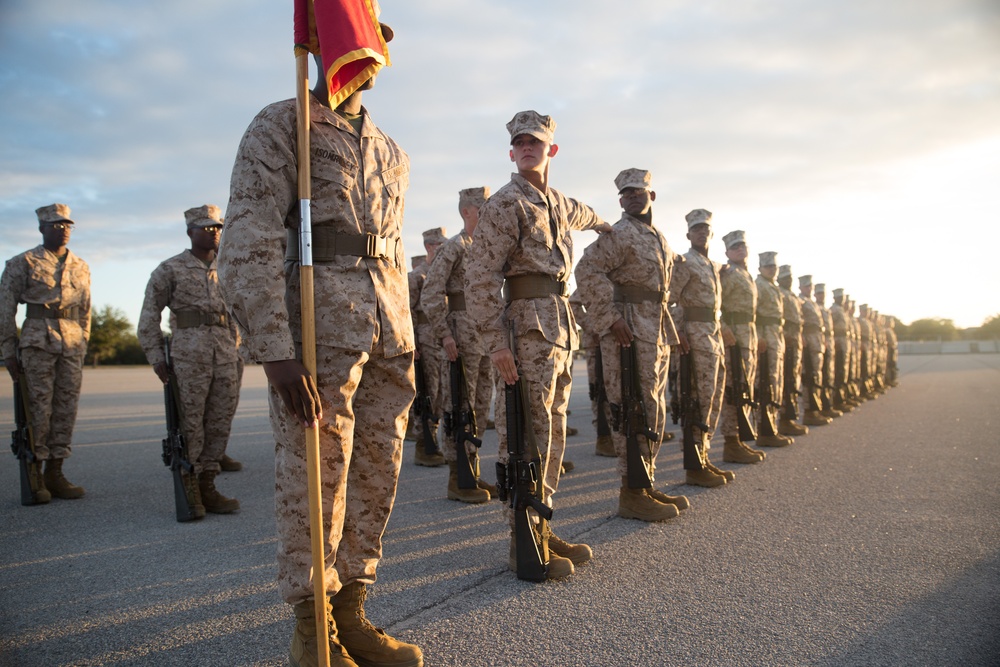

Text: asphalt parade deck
xmin=1 ymin=353 xmax=998 ymax=666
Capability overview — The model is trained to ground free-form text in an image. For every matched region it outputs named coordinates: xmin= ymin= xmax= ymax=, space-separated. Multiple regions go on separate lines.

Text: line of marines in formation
xmin=2 ymin=108 xmax=898 ymax=667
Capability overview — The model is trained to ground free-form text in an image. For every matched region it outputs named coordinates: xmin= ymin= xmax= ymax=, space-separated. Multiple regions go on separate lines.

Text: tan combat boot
xmin=594 ymin=434 xmax=616 ymax=457
xmin=757 ymin=434 xmax=792 ymax=447
xmin=447 ymin=462 xmax=489 ymax=504
xmin=475 ymin=476 xmax=497 ymax=499
xmin=546 ymin=526 xmax=593 ymax=565
xmin=220 ymin=454 xmax=243 ymax=471
xmin=803 ymin=410 xmax=833 ymax=426
xmin=778 ymin=419 xmax=809 ymax=436
xmin=290 ymin=598 xmax=358 ymax=667
xmin=181 ymin=470 xmax=206 ymax=520
xmin=705 ymin=461 xmax=735 ymax=482
xmin=413 ymin=427 xmax=445 ymax=467
xmin=685 ymin=467 xmax=726 ymax=487
xmin=43 ymin=458 xmax=85 ymax=499
xmin=198 ymin=470 xmax=240 ymax=513
xmin=647 ymin=487 xmax=690 ymax=510
xmin=508 ymin=531 xmax=575 ymax=579
xmin=330 ymin=582 xmax=423 ymax=667
xmin=821 ymin=407 xmax=843 ymax=419
xmin=618 ymin=486 xmax=680 ymax=522
xmin=723 ymin=436 xmax=762 ymax=464
xmin=29 ymin=463 xmax=51 ymax=504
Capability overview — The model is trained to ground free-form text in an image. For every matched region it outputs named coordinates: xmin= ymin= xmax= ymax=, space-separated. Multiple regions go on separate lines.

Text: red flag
xmin=294 ymin=0 xmax=391 ymax=109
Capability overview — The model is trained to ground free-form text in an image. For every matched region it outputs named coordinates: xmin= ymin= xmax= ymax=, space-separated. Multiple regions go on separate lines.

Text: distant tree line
xmin=895 ymin=314 xmax=1000 ymax=342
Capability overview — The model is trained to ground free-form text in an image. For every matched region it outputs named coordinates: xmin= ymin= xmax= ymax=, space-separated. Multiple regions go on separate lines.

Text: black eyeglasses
xmin=43 ymin=222 xmax=72 ymax=230
xmin=198 ymin=226 xmax=223 ymax=233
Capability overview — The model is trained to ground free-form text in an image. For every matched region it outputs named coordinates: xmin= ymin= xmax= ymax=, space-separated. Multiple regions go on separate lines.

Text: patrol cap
xmin=778 ymin=264 xmax=792 ymax=279
xmin=411 ymin=254 xmax=426 ymax=269
xmin=814 ymin=282 xmax=826 ymax=293
xmin=458 ymin=187 xmax=490 ymax=210
xmin=614 ymin=168 xmax=651 ymax=194
xmin=860 ymin=303 xmax=869 ymax=314
xmin=184 ymin=204 xmax=223 ymax=229
xmin=371 ymin=1 xmax=393 ymax=42
xmin=799 ymin=274 xmax=813 ymax=288
xmin=722 ymin=230 xmax=746 ymax=250
xmin=506 ymin=110 xmax=556 ymax=144
xmin=833 ymin=287 xmax=844 ymax=299
xmin=758 ymin=251 xmax=777 ymax=268
xmin=36 ymin=203 xmax=75 ymax=225
xmin=422 ymin=227 xmax=447 ymax=245
xmin=685 ymin=209 xmax=712 ymax=230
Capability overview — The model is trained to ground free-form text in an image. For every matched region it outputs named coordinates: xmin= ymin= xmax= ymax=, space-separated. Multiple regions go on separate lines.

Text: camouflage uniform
xmin=814 ymin=284 xmax=840 ymax=415
xmin=830 ymin=290 xmax=850 ymax=408
xmin=466 ymin=171 xmax=605 ymax=510
xmin=1 ymin=208 xmax=90 ymax=463
xmin=570 ymin=288 xmax=612 ymax=455
xmin=138 ymin=240 xmax=242 ymax=476
xmin=421 ymin=227 xmax=493 ymax=463
xmin=218 ymin=94 xmax=413 ymax=605
xmin=575 ymin=201 xmax=678 ymax=481
xmin=798 ymin=275 xmax=826 ymax=416
xmin=755 ymin=253 xmax=786 ymax=436
xmin=719 ymin=244 xmax=758 ymax=440
xmin=777 ymin=265 xmax=806 ymax=431
xmin=411 ymin=228 xmax=448 ymax=438
xmin=668 ymin=242 xmax=726 ymax=464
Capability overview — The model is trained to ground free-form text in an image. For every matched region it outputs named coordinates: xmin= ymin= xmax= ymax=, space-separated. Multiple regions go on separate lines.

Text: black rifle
xmin=446 ymin=357 xmax=482 ymax=490
xmin=495 ymin=328 xmax=551 ymax=582
xmin=590 ymin=346 xmax=611 ymax=439
xmin=727 ymin=345 xmax=758 ymax=442
xmin=10 ymin=348 xmax=46 ymax=505
xmin=677 ymin=352 xmax=710 ymax=470
xmin=618 ymin=343 xmax=655 ymax=489
xmin=413 ymin=357 xmax=442 ymax=457
xmin=161 ymin=338 xmax=203 ymax=522
xmin=756 ymin=347 xmax=779 ymax=437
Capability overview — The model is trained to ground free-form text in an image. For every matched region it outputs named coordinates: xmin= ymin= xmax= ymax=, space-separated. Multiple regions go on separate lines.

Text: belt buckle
xmin=366 ymin=234 xmax=388 ymax=259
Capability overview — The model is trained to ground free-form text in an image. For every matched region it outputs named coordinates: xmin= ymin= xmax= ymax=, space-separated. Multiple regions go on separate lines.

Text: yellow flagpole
xmin=296 ymin=50 xmax=331 ymax=667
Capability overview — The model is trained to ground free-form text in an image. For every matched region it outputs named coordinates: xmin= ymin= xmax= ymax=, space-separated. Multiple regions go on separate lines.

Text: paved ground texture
xmin=1 ymin=353 xmax=998 ymax=666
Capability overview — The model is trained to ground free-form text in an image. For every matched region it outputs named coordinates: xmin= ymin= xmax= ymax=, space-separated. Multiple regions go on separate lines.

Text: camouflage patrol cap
xmin=184 ymin=204 xmax=223 ymax=229
xmin=814 ymin=282 xmax=826 ymax=293
xmin=722 ymin=229 xmax=746 ymax=250
xmin=778 ymin=264 xmax=792 ymax=279
xmin=859 ymin=303 xmax=869 ymax=314
xmin=685 ymin=209 xmax=712 ymax=230
xmin=833 ymin=288 xmax=844 ymax=299
xmin=759 ymin=251 xmax=777 ymax=268
xmin=614 ymin=168 xmax=651 ymax=194
xmin=799 ymin=274 xmax=813 ymax=288
xmin=36 ymin=203 xmax=75 ymax=225
xmin=506 ymin=110 xmax=556 ymax=144
xmin=411 ymin=254 xmax=426 ymax=269
xmin=458 ymin=187 xmax=490 ymax=210
xmin=422 ymin=227 xmax=447 ymax=245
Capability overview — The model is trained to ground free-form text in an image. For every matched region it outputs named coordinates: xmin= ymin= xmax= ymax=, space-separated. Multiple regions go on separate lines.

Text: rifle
xmin=495 ymin=325 xmax=551 ymax=582
xmin=677 ymin=352 xmax=710 ymax=470
xmin=618 ymin=342 xmax=655 ymax=489
xmin=591 ymin=346 xmax=611 ymax=439
xmin=10 ymin=348 xmax=47 ymax=505
xmin=727 ymin=345 xmax=758 ymax=442
xmin=446 ymin=357 xmax=482 ymax=490
xmin=756 ymin=347 xmax=779 ymax=438
xmin=161 ymin=338 xmax=204 ymax=522
xmin=413 ymin=356 xmax=442 ymax=457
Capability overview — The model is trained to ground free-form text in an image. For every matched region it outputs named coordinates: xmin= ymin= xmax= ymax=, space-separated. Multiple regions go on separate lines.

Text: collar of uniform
xmin=311 ymin=95 xmax=374 ymax=137
xmin=182 ymin=248 xmax=217 ymax=270
xmin=509 ymin=173 xmax=547 ymax=204
xmin=621 ymin=212 xmax=656 ymax=230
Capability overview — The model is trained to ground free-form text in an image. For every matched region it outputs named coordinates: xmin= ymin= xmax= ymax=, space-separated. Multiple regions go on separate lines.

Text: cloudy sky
xmin=2 ymin=0 xmax=998 ymax=330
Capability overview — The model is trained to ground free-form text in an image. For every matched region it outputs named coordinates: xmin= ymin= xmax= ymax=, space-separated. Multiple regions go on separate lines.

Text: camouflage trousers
xmin=20 ymin=346 xmax=84 ymax=460
xmin=801 ymin=337 xmax=824 ymax=412
xmin=720 ymin=342 xmax=757 ymax=438
xmin=599 ymin=335 xmax=669 ymax=480
xmin=439 ymin=344 xmax=493 ymax=464
xmin=416 ymin=323 xmax=445 ymax=418
xmin=757 ymin=324 xmax=785 ymax=430
xmin=781 ymin=335 xmax=803 ymax=420
xmin=685 ymin=347 xmax=725 ymax=457
xmin=173 ymin=358 xmax=241 ymax=474
xmin=494 ymin=329 xmax=572 ymax=519
xmin=271 ymin=344 xmax=413 ymax=605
